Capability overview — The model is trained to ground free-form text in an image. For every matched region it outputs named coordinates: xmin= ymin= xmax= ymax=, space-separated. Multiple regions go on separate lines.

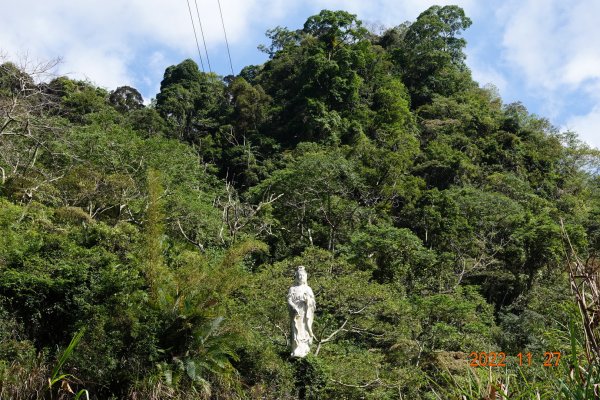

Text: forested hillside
xmin=1 ymin=6 xmax=600 ymax=399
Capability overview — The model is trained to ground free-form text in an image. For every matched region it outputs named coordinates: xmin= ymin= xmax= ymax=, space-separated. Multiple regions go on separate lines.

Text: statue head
xmin=295 ymin=265 xmax=308 ymax=285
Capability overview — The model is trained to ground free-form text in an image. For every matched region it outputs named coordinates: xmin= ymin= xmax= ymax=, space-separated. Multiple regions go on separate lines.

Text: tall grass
xmin=557 ymin=321 xmax=600 ymax=399
xmin=48 ymin=328 xmax=89 ymax=399
xmin=0 ymin=354 xmax=48 ymax=400
xmin=0 ymin=329 xmax=88 ymax=400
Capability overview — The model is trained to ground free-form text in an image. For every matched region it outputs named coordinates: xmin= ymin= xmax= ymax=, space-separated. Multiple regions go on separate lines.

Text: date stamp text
xmin=468 ymin=351 xmax=561 ymax=367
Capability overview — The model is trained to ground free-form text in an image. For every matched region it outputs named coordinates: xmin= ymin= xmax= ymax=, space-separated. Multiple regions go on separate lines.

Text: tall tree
xmin=156 ymin=59 xmax=227 ymax=152
xmin=394 ymin=5 xmax=473 ymax=107
xmin=109 ymin=85 xmax=144 ymax=113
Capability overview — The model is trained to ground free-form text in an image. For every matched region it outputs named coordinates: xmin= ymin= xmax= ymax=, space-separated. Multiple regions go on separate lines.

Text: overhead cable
xmin=194 ymin=0 xmax=213 ymax=73
xmin=185 ymin=0 xmax=205 ymax=71
xmin=216 ymin=0 xmax=235 ymax=75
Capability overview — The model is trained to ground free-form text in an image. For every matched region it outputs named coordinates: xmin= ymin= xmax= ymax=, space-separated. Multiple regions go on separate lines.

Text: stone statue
xmin=287 ymin=266 xmax=316 ymax=358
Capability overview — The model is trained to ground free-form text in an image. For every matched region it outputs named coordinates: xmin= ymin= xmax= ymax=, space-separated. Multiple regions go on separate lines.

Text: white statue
xmin=287 ymin=266 xmax=316 ymax=358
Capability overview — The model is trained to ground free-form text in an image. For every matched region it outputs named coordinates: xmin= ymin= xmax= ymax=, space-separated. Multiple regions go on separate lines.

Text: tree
xmin=303 ymin=10 xmax=368 ymax=56
xmin=229 ymin=77 xmax=270 ymax=135
xmin=256 ymin=11 xmax=382 ymax=147
xmin=0 ymin=58 xmax=69 ymax=200
xmin=156 ymin=59 xmax=228 ymax=150
xmin=258 ymin=26 xmax=302 ymax=59
xmin=348 ymin=223 xmax=436 ymax=291
xmin=250 ymin=145 xmax=367 ymax=256
xmin=126 ymin=105 xmax=168 ymax=138
xmin=143 ymin=168 xmax=170 ymax=298
xmin=109 ymin=85 xmax=144 ymax=113
xmin=51 ymin=77 xmax=112 ymax=122
xmin=394 ymin=5 xmax=473 ymax=107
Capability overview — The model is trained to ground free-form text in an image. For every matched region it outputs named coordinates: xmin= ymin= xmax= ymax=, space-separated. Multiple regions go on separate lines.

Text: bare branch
xmin=561 ymin=218 xmax=600 ymax=363
xmin=217 ymin=180 xmax=283 ymax=243
xmin=348 ymin=300 xmax=376 ymax=315
xmin=176 ymin=219 xmax=205 ymax=252
xmin=273 ymin=322 xmax=289 ymax=347
xmin=315 ymin=319 xmax=348 ymax=356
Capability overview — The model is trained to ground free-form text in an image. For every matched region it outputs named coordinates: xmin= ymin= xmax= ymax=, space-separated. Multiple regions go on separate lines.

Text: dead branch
xmin=273 ymin=322 xmax=289 ymax=346
xmin=315 ymin=319 xmax=348 ymax=356
xmin=349 ymin=300 xmax=376 ymax=314
xmin=560 ymin=218 xmax=600 ymax=363
xmin=218 ymin=179 xmax=283 ymax=242
xmin=176 ymin=219 xmax=205 ymax=252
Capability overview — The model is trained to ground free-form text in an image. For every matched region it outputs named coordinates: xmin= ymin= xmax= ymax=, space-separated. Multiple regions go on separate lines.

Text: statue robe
xmin=287 ymin=284 xmax=316 ymax=357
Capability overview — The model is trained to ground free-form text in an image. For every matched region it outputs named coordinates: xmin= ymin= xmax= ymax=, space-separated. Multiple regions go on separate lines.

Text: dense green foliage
xmin=1 ymin=6 xmax=600 ymax=399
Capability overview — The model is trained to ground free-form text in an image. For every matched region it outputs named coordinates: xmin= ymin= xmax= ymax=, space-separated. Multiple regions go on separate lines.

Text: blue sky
xmin=2 ymin=0 xmax=599 ymax=148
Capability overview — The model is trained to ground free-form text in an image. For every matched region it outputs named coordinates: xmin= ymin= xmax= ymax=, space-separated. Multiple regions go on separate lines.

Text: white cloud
xmin=566 ymin=104 xmax=600 ymax=149
xmin=563 ymin=53 xmax=600 ymax=87
xmin=0 ymin=0 xmax=273 ymax=92
xmin=61 ymin=45 xmax=133 ymax=89
xmin=499 ymin=0 xmax=563 ymax=90
xmin=493 ymin=0 xmax=600 ymax=146
xmin=469 ymin=63 xmax=508 ymax=94
xmin=499 ymin=0 xmax=600 ymax=91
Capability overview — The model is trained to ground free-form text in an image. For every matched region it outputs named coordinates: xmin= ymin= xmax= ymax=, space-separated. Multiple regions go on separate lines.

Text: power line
xmin=216 ymin=0 xmax=235 ymax=76
xmin=185 ymin=0 xmax=205 ymax=71
xmin=193 ymin=0 xmax=212 ymax=73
